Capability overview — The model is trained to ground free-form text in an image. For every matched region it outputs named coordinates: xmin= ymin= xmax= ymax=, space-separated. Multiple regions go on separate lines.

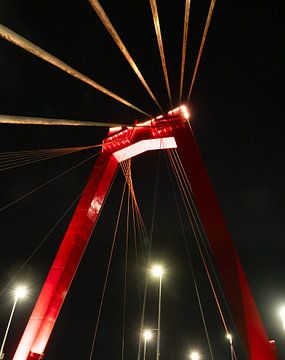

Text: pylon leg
xmin=13 ymin=154 xmax=119 ymax=360
xmin=173 ymin=124 xmax=277 ymax=359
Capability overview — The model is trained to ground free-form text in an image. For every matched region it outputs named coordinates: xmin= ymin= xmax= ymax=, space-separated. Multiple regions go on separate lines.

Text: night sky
xmin=0 ymin=0 xmax=285 ymax=359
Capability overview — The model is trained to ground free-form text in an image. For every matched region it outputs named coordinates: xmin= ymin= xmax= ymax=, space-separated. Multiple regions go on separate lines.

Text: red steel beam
xmin=172 ymin=120 xmax=276 ymax=359
xmin=13 ymin=153 xmax=119 ymax=360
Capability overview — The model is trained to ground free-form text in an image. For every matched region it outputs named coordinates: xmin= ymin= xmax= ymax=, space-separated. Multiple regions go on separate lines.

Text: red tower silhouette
xmin=13 ymin=106 xmax=276 ymax=360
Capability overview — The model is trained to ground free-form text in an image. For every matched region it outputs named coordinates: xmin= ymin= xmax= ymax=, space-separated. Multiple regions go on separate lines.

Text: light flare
xmin=151 ymin=265 xmax=164 ymax=278
xmin=143 ymin=329 xmax=153 ymax=341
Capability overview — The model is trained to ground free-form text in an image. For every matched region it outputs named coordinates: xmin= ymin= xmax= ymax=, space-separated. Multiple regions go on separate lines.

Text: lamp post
xmin=0 ymin=287 xmax=27 ymax=359
xmin=150 ymin=265 xmax=164 ymax=360
xmin=142 ymin=329 xmax=153 ymax=360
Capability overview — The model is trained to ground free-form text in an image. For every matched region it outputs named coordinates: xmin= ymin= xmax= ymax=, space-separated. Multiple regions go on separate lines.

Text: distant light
xmin=226 ymin=333 xmax=233 ymax=345
xmin=279 ymin=306 xmax=285 ymax=330
xmin=15 ymin=286 xmax=27 ymax=299
xmin=143 ymin=329 xmax=153 ymax=341
xmin=189 ymin=351 xmax=200 ymax=360
xmin=151 ymin=265 xmax=164 ymax=278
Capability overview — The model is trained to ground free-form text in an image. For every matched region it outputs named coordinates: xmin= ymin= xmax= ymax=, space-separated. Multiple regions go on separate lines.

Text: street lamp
xmin=189 ymin=351 xmax=200 ymax=360
xmin=142 ymin=329 xmax=153 ymax=360
xmin=279 ymin=306 xmax=285 ymax=331
xmin=150 ymin=264 xmax=164 ymax=360
xmin=151 ymin=265 xmax=164 ymax=278
xmin=0 ymin=286 xmax=27 ymax=359
xmin=226 ymin=333 xmax=234 ymax=360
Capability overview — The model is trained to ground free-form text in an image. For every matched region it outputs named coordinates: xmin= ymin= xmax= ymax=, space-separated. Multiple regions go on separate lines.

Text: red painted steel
xmin=13 ymin=113 xmax=178 ymax=359
xmin=13 ymin=105 xmax=276 ymax=359
xmin=172 ymin=120 xmax=276 ymax=359
xmin=13 ymin=153 xmax=119 ymax=360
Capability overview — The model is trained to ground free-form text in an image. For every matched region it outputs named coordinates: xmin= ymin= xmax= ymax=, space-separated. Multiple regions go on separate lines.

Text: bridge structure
xmin=0 ymin=1 xmax=280 ymax=359
xmin=10 ymin=105 xmax=277 ymax=360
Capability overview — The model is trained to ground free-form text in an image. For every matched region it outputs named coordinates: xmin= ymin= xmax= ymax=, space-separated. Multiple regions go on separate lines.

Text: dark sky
xmin=0 ymin=0 xmax=285 ymax=359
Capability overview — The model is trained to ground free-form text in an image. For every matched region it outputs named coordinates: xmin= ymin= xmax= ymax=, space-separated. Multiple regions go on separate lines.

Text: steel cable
xmin=121 ymin=183 xmax=130 ymax=360
xmin=187 ymin=0 xmax=217 ymax=100
xmin=88 ymin=181 xmax=127 ymax=360
xmin=179 ymin=0 xmax=192 ymax=101
xmin=0 ymin=24 xmax=149 ymax=116
xmin=167 ymin=148 xmax=240 ymax=358
xmin=167 ymin=149 xmax=215 ymax=360
xmin=0 ymin=145 xmax=100 ymax=172
xmin=89 ymin=0 xmax=163 ymax=113
xmin=136 ymin=152 xmax=160 ymax=360
xmin=149 ymin=0 xmax=172 ymax=106
xmin=0 ymin=114 xmax=135 ymax=127
xmin=0 ymin=151 xmax=100 ymax=212
xmin=0 ymin=190 xmax=84 ymax=298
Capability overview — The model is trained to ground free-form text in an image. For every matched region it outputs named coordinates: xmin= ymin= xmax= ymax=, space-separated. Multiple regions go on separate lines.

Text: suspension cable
xmin=179 ymin=0 xmax=192 ymax=101
xmin=0 ymin=114 xmax=135 ymax=127
xmin=172 ymin=148 xmax=238 ymax=333
xmin=124 ymin=163 xmax=146 ymax=318
xmin=126 ymin=162 xmax=148 ymax=318
xmin=167 ymin=149 xmax=240 ymax=357
xmin=168 ymin=149 xmax=228 ymax=331
xmin=171 ymin=149 xmax=241 ymax=358
xmin=121 ymin=161 xmax=147 ymax=237
xmin=167 ymin=150 xmax=215 ymax=359
xmin=120 ymin=159 xmax=150 ymax=360
xmin=0 ymin=24 xmax=149 ymax=116
xmin=121 ymin=180 xmax=130 ymax=360
xmin=0 ymin=151 xmax=99 ymax=212
xmin=187 ymin=0 xmax=216 ymax=100
xmin=88 ymin=0 xmax=163 ymax=113
xmin=88 ymin=181 xmax=127 ymax=360
xmin=121 ymin=160 xmax=154 ymax=360
xmin=0 ymin=144 xmax=97 ymax=159
xmin=137 ymin=152 xmax=160 ymax=360
xmin=172 ymin=149 xmax=235 ymax=318
xmin=0 ymin=145 xmax=100 ymax=172
xmin=0 ymin=189 xmax=84 ymax=298
xmin=131 ymin=184 xmax=141 ymax=296
xmin=149 ymin=0 xmax=172 ymax=106
xmin=0 ymin=146 xmax=98 ymax=162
